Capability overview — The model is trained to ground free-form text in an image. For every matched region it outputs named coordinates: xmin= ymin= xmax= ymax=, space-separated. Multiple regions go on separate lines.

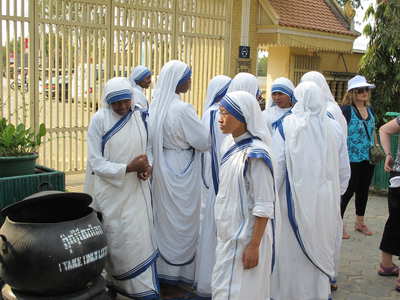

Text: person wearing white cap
xmin=195 ymin=75 xmax=231 ymax=299
xmin=84 ymin=77 xmax=160 ymax=299
xmin=377 ymin=116 xmax=400 ymax=291
xmin=271 ymin=81 xmax=346 ymax=300
xmin=212 ymin=91 xmax=277 ymax=300
xmin=340 ymin=75 xmax=377 ymax=239
xmin=262 ymin=77 xmax=296 ymax=135
xmin=129 ymin=65 xmax=152 ymax=110
xmin=148 ymin=60 xmax=209 ymax=291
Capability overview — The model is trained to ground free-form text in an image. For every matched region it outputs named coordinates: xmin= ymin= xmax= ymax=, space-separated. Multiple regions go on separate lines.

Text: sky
xmin=352 ymin=0 xmax=374 ymax=51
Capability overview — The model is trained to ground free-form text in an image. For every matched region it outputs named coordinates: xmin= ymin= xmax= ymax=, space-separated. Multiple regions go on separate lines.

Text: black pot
xmin=0 ymin=191 xmax=108 ymax=296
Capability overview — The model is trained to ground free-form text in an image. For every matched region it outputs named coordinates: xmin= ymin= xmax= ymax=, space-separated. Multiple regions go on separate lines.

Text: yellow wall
xmin=319 ymin=52 xmax=363 ymax=74
xmin=265 ymin=46 xmax=291 ymax=99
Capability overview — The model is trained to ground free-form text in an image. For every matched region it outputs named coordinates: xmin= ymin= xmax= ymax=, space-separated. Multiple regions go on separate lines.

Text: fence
xmin=1 ymin=0 xmax=232 ymax=174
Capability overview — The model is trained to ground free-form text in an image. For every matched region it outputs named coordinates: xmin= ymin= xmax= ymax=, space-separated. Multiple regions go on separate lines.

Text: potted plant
xmin=0 ymin=118 xmax=46 ymax=178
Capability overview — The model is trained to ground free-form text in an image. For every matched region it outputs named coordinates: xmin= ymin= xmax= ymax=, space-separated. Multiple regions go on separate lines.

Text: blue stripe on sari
xmin=135 ymin=69 xmax=151 ymax=83
xmin=177 ymin=67 xmax=192 ymax=86
xmin=285 ymin=171 xmax=332 ymax=281
xmin=101 ymin=109 xmax=133 ymax=156
xmin=209 ymin=80 xmax=231 ymax=107
xmin=105 ymin=89 xmax=132 ymax=104
xmin=220 ymin=95 xmax=245 ymax=124
xmin=221 ymin=137 xmax=254 ymax=165
xmin=113 ymin=250 xmax=159 ymax=280
xmin=210 ymin=109 xmax=220 ymax=195
xmin=277 ymin=122 xmax=331 ymax=280
xmin=271 ymin=83 xmax=296 ymax=104
xmin=272 ymin=110 xmax=292 ymax=132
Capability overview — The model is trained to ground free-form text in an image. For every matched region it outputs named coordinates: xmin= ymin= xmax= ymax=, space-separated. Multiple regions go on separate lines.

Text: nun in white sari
xmin=227 ymin=72 xmax=260 ymax=97
xmin=149 ymin=60 xmax=209 ymax=284
xmin=301 ymin=71 xmax=350 ymax=289
xmin=195 ymin=75 xmax=231 ymax=298
xmin=301 ymin=71 xmax=347 ymax=138
xmin=84 ymin=77 xmax=159 ymax=299
xmin=223 ymin=72 xmax=271 ymax=147
xmin=262 ymin=77 xmax=296 ymax=135
xmin=129 ymin=65 xmax=152 ymax=110
xmin=271 ymin=81 xmax=349 ymax=300
xmin=212 ymin=91 xmax=278 ymax=300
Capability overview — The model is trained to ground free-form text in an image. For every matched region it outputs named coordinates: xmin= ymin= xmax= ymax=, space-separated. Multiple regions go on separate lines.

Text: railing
xmin=1 ymin=0 xmax=232 ymax=174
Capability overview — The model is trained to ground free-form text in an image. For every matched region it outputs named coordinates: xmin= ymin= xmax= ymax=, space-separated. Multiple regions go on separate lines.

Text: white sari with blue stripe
xmin=196 ymin=75 xmax=231 ymax=298
xmin=212 ymin=134 xmax=275 ymax=300
xmin=85 ymin=105 xmax=158 ymax=299
xmin=271 ymin=82 xmax=345 ymax=300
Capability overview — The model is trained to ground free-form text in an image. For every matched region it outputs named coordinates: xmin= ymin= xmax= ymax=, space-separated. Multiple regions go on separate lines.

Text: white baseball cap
xmin=347 ymin=75 xmax=375 ymax=92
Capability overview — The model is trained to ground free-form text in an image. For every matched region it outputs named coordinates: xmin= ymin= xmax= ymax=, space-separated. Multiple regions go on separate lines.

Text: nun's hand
xmin=127 ymin=154 xmax=149 ymax=173
xmin=138 ymin=166 xmax=152 ymax=181
xmin=242 ymin=244 xmax=259 ymax=269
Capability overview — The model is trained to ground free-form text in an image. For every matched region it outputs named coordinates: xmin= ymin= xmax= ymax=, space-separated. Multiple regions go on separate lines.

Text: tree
xmin=257 ymin=55 xmax=268 ymax=77
xmin=359 ymin=0 xmax=400 ymax=125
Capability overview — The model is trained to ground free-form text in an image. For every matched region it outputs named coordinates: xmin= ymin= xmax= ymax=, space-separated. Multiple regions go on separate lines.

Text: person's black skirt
xmin=380 ymin=171 xmax=400 ymax=256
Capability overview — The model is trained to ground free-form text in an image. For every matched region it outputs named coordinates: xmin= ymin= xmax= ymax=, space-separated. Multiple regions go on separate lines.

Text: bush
xmin=0 ymin=119 xmax=46 ymax=156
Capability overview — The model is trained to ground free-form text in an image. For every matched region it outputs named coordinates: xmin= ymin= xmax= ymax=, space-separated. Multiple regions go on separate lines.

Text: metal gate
xmin=1 ymin=0 xmax=231 ymax=174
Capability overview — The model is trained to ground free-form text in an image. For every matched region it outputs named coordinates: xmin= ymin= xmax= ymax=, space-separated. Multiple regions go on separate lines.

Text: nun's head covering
xmin=220 ymin=91 xmax=271 ymax=146
xmin=149 ymin=60 xmax=192 ymax=155
xmin=292 ymin=81 xmax=326 ymax=119
xmin=301 ymin=71 xmax=335 ymax=103
xmin=268 ymin=77 xmax=296 ymax=107
xmin=227 ymin=72 xmax=260 ymax=97
xmin=129 ymin=65 xmax=152 ymax=89
xmin=102 ymin=77 xmax=133 ymax=108
xmin=203 ymin=75 xmax=231 ymax=112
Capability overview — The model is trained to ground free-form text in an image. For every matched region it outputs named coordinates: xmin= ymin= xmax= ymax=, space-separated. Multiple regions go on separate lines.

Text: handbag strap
xmin=352 ymin=105 xmax=374 ymax=144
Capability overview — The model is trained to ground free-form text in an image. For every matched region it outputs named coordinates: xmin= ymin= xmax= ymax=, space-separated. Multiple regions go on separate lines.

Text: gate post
xmin=172 ymin=0 xmax=178 ymax=58
xmin=106 ymin=0 xmax=113 ymax=80
xmin=29 ymin=0 xmax=39 ymax=131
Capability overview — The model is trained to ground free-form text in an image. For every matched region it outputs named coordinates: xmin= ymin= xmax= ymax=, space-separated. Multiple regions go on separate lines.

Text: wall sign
xmin=239 ymin=46 xmax=250 ymax=59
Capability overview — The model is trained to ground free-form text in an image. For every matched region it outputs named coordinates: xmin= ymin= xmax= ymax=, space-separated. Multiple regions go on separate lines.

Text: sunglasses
xmin=355 ymin=87 xmax=369 ymax=94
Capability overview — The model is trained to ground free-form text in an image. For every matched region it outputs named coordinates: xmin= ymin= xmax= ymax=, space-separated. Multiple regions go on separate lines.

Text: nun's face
xmin=111 ymin=99 xmax=132 ymax=116
xmin=218 ymin=106 xmax=246 ymax=137
xmin=138 ymin=75 xmax=152 ymax=89
xmin=272 ymin=92 xmax=291 ymax=109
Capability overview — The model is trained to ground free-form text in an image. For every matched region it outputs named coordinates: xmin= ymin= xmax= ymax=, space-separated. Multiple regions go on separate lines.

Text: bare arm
xmin=379 ymin=118 xmax=400 ymax=172
xmin=242 ymin=216 xmax=268 ymax=269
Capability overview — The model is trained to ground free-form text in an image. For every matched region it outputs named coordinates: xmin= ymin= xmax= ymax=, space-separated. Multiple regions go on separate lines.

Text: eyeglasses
xmin=355 ymin=87 xmax=369 ymax=94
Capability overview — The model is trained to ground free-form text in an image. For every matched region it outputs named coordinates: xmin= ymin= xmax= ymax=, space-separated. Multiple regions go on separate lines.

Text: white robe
xmin=271 ymin=117 xmax=349 ymax=300
xmin=263 ymin=106 xmax=291 ymax=135
xmin=327 ymin=102 xmax=348 ymax=139
xmin=84 ymin=107 xmax=158 ymax=299
xmin=212 ymin=133 xmax=275 ymax=300
xmin=133 ymin=86 xmax=149 ymax=110
xmin=195 ymin=105 xmax=226 ymax=297
xmin=153 ymin=96 xmax=209 ymax=283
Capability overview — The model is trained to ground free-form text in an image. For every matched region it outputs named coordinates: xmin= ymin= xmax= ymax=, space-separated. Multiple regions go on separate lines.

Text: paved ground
xmin=67 ymin=176 xmax=398 ymax=299
xmin=334 ymin=193 xmax=399 ymax=300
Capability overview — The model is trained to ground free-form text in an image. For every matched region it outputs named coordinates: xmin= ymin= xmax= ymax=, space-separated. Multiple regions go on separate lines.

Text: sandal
xmin=330 ymin=278 xmax=338 ymax=291
xmin=378 ymin=263 xmax=399 ymax=276
xmin=396 ymin=278 xmax=400 ymax=292
xmin=355 ymin=223 xmax=373 ymax=236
